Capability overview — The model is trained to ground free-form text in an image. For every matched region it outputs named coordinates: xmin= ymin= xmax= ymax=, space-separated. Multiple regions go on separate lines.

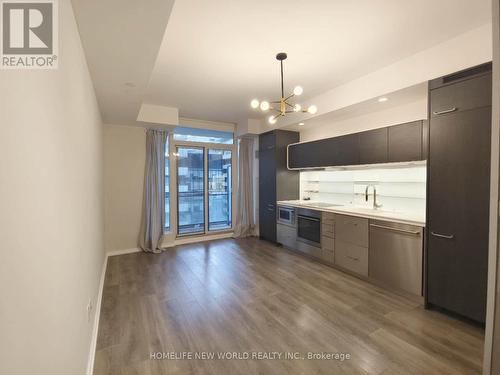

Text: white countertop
xmin=277 ymin=200 xmax=425 ymax=227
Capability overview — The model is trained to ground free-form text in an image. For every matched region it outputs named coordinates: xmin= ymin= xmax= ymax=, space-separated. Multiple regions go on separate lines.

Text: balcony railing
xmin=175 ymin=191 xmax=231 ymax=233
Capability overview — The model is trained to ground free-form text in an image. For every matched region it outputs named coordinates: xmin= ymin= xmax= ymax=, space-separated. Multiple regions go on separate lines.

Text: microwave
xmin=277 ymin=206 xmax=295 ymax=226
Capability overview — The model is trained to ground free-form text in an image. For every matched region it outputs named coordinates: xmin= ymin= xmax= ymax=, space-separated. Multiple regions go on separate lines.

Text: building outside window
xmin=208 ymin=149 xmax=232 ymax=231
xmin=168 ymin=127 xmax=234 ymax=236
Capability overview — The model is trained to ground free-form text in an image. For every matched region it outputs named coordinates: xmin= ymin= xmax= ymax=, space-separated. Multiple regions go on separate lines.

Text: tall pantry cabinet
xmin=426 ymin=63 xmax=492 ymax=323
xmin=258 ymin=130 xmax=299 ymax=243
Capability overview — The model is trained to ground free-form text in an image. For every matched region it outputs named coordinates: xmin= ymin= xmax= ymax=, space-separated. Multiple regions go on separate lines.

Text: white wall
xmin=103 ymin=124 xmax=246 ymax=252
xmin=300 ymin=98 xmax=427 ymax=142
xmin=275 ymin=23 xmax=492 ymax=129
xmin=0 ymin=1 xmax=104 ymax=375
xmin=103 ymin=124 xmax=146 ymax=253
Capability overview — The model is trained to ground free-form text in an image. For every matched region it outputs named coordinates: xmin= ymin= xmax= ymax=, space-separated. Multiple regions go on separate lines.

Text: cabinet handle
xmin=432 ymin=107 xmax=457 ymax=116
xmin=370 ymin=223 xmax=421 ymax=236
xmin=431 ymin=231 xmax=454 ymax=239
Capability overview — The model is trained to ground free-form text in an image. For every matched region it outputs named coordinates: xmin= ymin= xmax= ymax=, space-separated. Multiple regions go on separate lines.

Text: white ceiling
xmin=71 ymin=0 xmax=175 ymax=126
xmin=145 ymin=0 xmax=491 ymax=124
xmin=282 ymin=83 xmax=428 ymax=133
xmin=73 ymin=0 xmax=491 ymax=126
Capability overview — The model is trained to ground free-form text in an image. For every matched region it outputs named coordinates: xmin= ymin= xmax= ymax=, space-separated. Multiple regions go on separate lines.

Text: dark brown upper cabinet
xmin=287 ymin=120 xmax=425 ymax=169
xmin=387 ymin=121 xmax=423 ymax=162
xmin=287 ymin=139 xmax=324 ymax=169
xmin=329 ymin=134 xmax=359 ymax=166
xmin=287 ymin=134 xmax=358 ymax=169
xmin=429 ymin=72 xmax=492 ymax=117
xmin=358 ymin=128 xmax=388 ymax=164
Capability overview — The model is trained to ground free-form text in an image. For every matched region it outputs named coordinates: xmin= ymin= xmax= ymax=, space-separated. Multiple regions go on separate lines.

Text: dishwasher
xmin=369 ymin=220 xmax=423 ymax=296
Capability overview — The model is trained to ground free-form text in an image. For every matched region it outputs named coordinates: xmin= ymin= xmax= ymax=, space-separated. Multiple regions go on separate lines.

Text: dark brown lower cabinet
xmin=426 ymin=66 xmax=492 ymax=324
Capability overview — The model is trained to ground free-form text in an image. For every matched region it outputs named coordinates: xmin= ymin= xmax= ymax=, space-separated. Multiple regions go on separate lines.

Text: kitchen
xmin=5 ymin=1 xmax=499 ymax=374
xmin=260 ymin=62 xmax=491 ymax=324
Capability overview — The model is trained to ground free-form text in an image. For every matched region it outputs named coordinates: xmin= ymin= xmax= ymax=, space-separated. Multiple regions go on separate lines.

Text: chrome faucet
xmin=365 ymin=184 xmax=383 ymax=209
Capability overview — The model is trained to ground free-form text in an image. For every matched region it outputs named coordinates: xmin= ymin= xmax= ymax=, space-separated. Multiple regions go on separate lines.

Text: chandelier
xmin=250 ymin=52 xmax=317 ymax=125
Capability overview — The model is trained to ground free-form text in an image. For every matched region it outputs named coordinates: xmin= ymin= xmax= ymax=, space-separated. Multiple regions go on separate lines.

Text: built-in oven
xmin=296 ymin=208 xmax=321 ymax=248
xmin=277 ymin=206 xmax=295 ymax=226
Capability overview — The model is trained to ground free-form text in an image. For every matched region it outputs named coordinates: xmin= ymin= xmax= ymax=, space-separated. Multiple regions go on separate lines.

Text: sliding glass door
xmin=176 ymin=146 xmax=233 ymax=236
xmin=208 ymin=149 xmax=232 ymax=231
xmin=177 ymin=147 xmax=204 ymax=235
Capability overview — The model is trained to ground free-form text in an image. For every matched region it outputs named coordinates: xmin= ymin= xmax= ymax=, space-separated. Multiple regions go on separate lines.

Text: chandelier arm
xmin=256 ymin=53 xmax=316 ymax=124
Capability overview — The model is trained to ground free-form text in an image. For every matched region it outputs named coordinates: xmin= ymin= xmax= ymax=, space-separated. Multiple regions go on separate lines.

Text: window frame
xmin=165 ymin=137 xmax=236 ymax=238
xmin=175 ymin=145 xmax=205 ymax=236
xmin=207 ymin=148 xmax=233 ymax=232
xmin=173 ymin=126 xmax=234 ymax=145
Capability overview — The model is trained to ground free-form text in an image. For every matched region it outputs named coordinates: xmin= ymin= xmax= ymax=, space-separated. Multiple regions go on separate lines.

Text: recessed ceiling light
xmin=378 ymin=97 xmax=388 ymax=102
xmin=298 ymin=122 xmax=305 ymax=126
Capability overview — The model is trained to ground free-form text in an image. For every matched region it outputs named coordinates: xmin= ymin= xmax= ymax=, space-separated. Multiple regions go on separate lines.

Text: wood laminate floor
xmin=94 ymin=238 xmax=484 ymax=375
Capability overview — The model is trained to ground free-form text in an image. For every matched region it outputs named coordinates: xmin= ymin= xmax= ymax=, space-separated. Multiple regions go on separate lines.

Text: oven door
xmin=297 ymin=214 xmax=321 ymax=247
xmin=277 ymin=206 xmax=294 ymax=226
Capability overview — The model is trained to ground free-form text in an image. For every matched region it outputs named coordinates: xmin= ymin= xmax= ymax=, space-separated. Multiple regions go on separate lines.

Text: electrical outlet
xmin=86 ymin=299 xmax=93 ymax=323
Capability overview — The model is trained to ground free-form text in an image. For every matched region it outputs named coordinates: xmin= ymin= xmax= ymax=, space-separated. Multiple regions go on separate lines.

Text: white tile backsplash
xmin=300 ymin=165 xmax=426 ymax=214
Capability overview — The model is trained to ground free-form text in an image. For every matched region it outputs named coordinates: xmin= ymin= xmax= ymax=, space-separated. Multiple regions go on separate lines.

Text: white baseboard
xmin=86 ymin=254 xmax=108 ymax=375
xmin=85 ymin=236 xmax=230 ymax=374
xmin=86 ymin=247 xmax=140 ymax=374
xmin=107 ymin=247 xmax=141 ymax=257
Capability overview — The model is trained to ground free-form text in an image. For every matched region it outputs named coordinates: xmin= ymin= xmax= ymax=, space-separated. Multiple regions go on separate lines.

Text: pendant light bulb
xmin=307 ymin=105 xmax=318 ymax=115
xmin=268 ymin=115 xmax=277 ymax=125
xmin=260 ymin=101 xmax=270 ymax=111
xmin=250 ymin=99 xmax=260 ymax=109
xmin=293 ymin=86 xmax=303 ymax=96
xmin=293 ymin=104 xmax=301 ymax=112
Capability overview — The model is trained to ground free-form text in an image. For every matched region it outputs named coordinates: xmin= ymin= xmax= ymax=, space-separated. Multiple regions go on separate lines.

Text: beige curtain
xmin=233 ymin=137 xmax=256 ymax=237
xmin=139 ymin=129 xmax=168 ymax=253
